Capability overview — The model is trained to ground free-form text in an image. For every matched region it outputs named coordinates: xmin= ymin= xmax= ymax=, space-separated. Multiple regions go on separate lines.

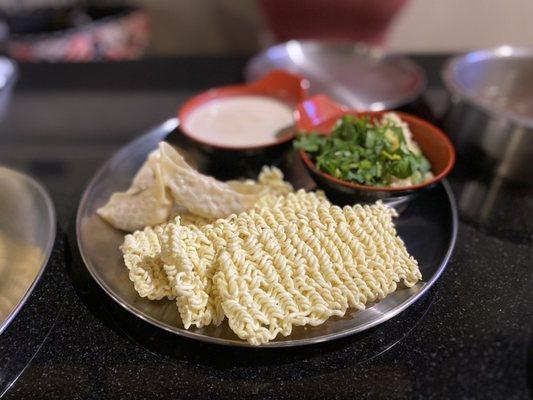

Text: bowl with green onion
xmin=295 ymin=95 xmax=455 ymax=206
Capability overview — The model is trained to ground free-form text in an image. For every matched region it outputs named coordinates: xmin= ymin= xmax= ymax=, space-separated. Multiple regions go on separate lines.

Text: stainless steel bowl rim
xmin=442 ymin=45 xmax=533 ymax=129
xmin=246 ymin=40 xmax=427 ymax=111
xmin=0 ymin=166 xmax=56 ymax=335
xmin=0 ymin=57 xmax=18 ymax=90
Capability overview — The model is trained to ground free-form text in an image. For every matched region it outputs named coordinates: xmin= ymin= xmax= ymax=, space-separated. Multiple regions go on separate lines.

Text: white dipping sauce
xmin=184 ymin=95 xmax=294 ymax=147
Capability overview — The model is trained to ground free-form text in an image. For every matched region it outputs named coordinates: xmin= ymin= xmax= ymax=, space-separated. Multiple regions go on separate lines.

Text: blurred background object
xmin=442 ymin=47 xmax=533 ymax=184
xmin=0 ymin=0 xmax=149 ymax=62
xmin=0 ymin=56 xmax=16 ymax=120
xmin=258 ymin=0 xmax=408 ymax=46
xmin=0 ymin=0 xmax=531 ymax=59
xmin=245 ymin=41 xmax=426 ymax=111
xmin=44 ymin=0 xmax=533 ymax=57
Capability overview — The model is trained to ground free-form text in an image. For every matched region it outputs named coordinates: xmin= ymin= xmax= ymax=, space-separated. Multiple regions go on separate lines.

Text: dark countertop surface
xmin=0 ymin=55 xmax=531 ymax=399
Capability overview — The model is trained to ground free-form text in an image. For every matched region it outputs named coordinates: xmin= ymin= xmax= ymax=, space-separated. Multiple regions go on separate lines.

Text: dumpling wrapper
xmin=158 ymin=142 xmax=276 ymax=219
xmin=97 ymin=142 xmax=293 ymax=231
xmin=97 ymin=151 xmax=172 ymax=232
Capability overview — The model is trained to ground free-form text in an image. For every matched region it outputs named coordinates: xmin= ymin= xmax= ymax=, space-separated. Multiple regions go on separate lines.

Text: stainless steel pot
xmin=442 ymin=46 xmax=533 ymax=184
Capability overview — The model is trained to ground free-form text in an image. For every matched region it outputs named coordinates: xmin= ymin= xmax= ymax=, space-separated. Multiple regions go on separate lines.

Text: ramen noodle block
xmin=121 ymin=191 xmax=422 ymax=345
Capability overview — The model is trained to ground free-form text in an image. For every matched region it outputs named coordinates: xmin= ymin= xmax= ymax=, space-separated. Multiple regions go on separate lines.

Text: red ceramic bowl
xmin=178 ymin=70 xmax=308 ymax=155
xmin=296 ymin=95 xmax=455 ymax=204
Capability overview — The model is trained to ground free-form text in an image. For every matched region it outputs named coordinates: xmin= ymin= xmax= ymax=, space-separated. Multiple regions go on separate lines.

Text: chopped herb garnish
xmin=294 ymin=114 xmax=432 ymax=187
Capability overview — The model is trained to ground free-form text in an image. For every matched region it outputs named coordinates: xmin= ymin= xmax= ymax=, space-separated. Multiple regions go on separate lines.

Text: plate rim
xmin=0 ymin=166 xmax=57 ymax=335
xmin=76 ymin=119 xmax=458 ymax=348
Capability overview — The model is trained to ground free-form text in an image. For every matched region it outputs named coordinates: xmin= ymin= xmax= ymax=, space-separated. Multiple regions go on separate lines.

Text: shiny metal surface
xmin=442 ymin=46 xmax=533 ymax=183
xmin=76 ymin=119 xmax=457 ymax=347
xmin=245 ymin=40 xmax=426 ymax=111
xmin=0 ymin=57 xmax=17 ymax=121
xmin=0 ymin=166 xmax=56 ymax=335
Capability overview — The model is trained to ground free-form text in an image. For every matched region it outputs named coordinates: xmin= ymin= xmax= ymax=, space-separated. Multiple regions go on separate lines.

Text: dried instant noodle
xmin=121 ymin=191 xmax=422 ymax=345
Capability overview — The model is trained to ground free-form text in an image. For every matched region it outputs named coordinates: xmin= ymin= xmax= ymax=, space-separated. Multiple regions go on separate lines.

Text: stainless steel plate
xmin=76 ymin=119 xmax=457 ymax=347
xmin=245 ymin=40 xmax=426 ymax=110
xmin=0 ymin=166 xmax=56 ymax=334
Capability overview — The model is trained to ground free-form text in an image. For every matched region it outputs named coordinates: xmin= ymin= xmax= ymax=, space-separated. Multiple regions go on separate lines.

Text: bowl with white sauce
xmin=178 ymin=70 xmax=308 ymax=157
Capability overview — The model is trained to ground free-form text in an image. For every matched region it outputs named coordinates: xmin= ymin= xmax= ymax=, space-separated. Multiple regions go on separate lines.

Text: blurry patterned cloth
xmin=4 ymin=6 xmax=149 ymax=62
xmin=0 ymin=0 xmax=76 ymax=12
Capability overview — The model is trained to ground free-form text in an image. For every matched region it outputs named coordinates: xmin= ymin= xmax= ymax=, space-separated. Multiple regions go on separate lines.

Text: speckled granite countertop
xmin=0 ymin=56 xmax=531 ymax=399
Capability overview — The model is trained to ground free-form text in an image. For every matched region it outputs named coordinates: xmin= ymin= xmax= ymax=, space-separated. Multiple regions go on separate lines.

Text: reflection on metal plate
xmin=0 ymin=166 xmax=56 ymax=334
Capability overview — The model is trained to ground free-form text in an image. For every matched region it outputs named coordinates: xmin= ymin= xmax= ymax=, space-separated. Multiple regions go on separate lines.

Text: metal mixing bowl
xmin=442 ymin=46 xmax=533 ymax=183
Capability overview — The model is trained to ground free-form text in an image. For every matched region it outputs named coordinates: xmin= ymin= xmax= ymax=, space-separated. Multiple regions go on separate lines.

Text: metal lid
xmin=245 ymin=40 xmax=426 ymax=111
